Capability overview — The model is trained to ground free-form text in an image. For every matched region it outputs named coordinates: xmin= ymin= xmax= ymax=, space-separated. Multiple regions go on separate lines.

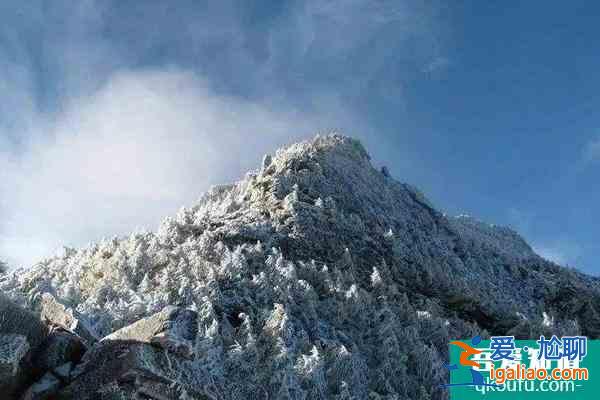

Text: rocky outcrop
xmin=39 ymin=293 xmax=98 ymax=346
xmin=101 ymin=306 xmax=197 ymax=358
xmin=57 ymin=341 xmax=206 ymax=400
xmin=31 ymin=329 xmax=85 ymax=377
xmin=0 ymin=295 xmax=202 ymax=399
xmin=0 ymin=294 xmax=49 ymax=397
xmin=21 ymin=372 xmax=61 ymax=400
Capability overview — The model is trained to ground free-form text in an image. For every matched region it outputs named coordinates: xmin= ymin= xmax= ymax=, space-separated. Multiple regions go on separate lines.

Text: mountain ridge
xmin=2 ymin=134 xmax=599 ymax=399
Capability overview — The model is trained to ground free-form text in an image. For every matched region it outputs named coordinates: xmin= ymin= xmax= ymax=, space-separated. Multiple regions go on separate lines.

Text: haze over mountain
xmin=2 ymin=135 xmax=599 ymax=399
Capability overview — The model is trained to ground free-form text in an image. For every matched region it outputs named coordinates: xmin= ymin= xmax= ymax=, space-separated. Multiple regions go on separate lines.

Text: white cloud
xmin=0 ymin=0 xmax=441 ymax=268
xmin=0 ymin=68 xmax=331 ymax=268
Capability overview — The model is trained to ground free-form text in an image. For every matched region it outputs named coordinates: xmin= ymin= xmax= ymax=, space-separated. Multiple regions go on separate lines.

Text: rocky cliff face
xmin=0 ymin=293 xmax=204 ymax=399
xmin=1 ymin=135 xmax=600 ymax=399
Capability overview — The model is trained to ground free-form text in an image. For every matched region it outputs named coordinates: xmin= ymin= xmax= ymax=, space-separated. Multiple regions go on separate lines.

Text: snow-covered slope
xmin=2 ymin=135 xmax=600 ymax=399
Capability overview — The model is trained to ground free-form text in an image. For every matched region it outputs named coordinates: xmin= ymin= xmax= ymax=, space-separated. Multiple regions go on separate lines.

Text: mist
xmin=0 ymin=0 xmax=444 ymax=268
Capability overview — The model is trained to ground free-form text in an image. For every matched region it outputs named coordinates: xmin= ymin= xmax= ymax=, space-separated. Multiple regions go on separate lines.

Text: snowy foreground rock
xmin=0 ymin=293 xmax=201 ymax=399
xmin=1 ymin=134 xmax=600 ymax=399
xmin=102 ymin=305 xmax=198 ymax=358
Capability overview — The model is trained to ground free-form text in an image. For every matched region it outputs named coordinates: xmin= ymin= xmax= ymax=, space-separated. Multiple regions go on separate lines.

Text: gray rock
xmin=20 ymin=372 xmax=61 ymax=400
xmin=31 ymin=329 xmax=85 ymax=376
xmin=56 ymin=340 xmax=208 ymax=400
xmin=135 ymin=374 xmax=201 ymax=400
xmin=52 ymin=362 xmax=73 ymax=381
xmin=101 ymin=306 xmax=197 ymax=358
xmin=0 ymin=294 xmax=48 ymax=350
xmin=39 ymin=293 xmax=98 ymax=346
xmin=0 ymin=294 xmax=48 ymax=396
xmin=0 ymin=334 xmax=31 ymax=389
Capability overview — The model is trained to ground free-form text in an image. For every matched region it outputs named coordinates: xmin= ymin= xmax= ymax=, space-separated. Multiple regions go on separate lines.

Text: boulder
xmin=31 ymin=329 xmax=85 ymax=376
xmin=0 ymin=334 xmax=32 ymax=393
xmin=56 ymin=340 xmax=208 ymax=400
xmin=52 ymin=362 xmax=73 ymax=382
xmin=102 ymin=306 xmax=197 ymax=358
xmin=39 ymin=293 xmax=98 ymax=346
xmin=0 ymin=295 xmax=49 ymax=397
xmin=20 ymin=372 xmax=61 ymax=400
xmin=0 ymin=305 xmax=201 ymax=399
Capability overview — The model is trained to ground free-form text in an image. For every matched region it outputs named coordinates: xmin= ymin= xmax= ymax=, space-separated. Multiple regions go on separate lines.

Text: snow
xmin=543 ymin=311 xmax=554 ymax=328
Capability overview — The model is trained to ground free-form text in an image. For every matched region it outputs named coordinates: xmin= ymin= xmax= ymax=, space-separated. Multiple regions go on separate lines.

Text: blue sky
xmin=0 ymin=1 xmax=599 ymax=274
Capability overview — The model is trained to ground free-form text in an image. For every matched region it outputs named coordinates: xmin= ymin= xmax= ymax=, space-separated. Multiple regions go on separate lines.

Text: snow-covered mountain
xmin=2 ymin=134 xmax=599 ymax=399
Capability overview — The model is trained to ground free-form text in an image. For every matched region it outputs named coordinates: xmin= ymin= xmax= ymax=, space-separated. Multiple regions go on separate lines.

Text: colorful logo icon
xmin=442 ymin=336 xmax=501 ymax=388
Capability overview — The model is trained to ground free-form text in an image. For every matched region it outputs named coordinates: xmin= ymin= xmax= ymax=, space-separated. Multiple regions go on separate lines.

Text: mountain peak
xmin=184 ymin=134 xmax=534 ymax=271
xmin=2 ymin=134 xmax=599 ymax=400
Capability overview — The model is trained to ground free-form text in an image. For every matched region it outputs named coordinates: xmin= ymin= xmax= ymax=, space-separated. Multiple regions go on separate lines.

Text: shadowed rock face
xmin=31 ymin=329 xmax=86 ymax=377
xmin=39 ymin=293 xmax=98 ymax=346
xmin=0 ymin=294 xmax=48 ymax=397
xmin=57 ymin=340 xmax=208 ymax=400
xmin=0 ymin=294 xmax=88 ymax=399
xmin=0 ymin=296 xmax=202 ymax=399
xmin=21 ymin=372 xmax=61 ymax=400
xmin=1 ymin=135 xmax=600 ymax=399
